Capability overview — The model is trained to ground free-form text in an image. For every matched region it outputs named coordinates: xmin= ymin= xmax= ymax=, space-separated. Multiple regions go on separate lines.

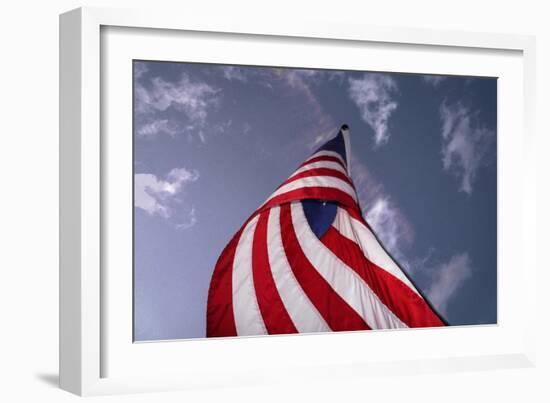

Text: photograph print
xmin=133 ymin=60 xmax=497 ymax=341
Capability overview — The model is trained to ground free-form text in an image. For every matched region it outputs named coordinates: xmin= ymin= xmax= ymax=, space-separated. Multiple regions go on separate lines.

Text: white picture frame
xmin=59 ymin=6 xmax=537 ymax=396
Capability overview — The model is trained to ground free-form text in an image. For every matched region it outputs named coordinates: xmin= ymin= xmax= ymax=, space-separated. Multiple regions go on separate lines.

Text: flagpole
xmin=340 ymin=124 xmax=351 ymax=175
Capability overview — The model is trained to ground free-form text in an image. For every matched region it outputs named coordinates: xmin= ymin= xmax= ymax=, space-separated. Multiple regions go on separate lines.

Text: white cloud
xmin=135 ymin=73 xmax=219 ymax=141
xmin=365 ymin=197 xmax=414 ymax=255
xmin=134 ymin=62 xmax=148 ymax=79
xmin=439 ymin=101 xmax=494 ymax=194
xmin=351 ymin=156 xmax=414 ymax=263
xmin=309 ymin=126 xmax=340 ymax=149
xmin=221 ymin=66 xmax=248 ymax=82
xmin=272 ymin=68 xmax=337 ymax=152
xmin=351 ymin=156 xmax=473 ymax=319
xmin=348 ymin=74 xmax=398 ymax=147
xmin=165 ymin=168 xmax=200 ymax=189
xmin=242 ymin=122 xmax=251 ymax=135
xmin=136 ymin=119 xmax=178 ymax=138
xmin=426 ymin=252 xmax=473 ymax=316
xmin=422 ymin=75 xmax=447 ymax=86
xmin=176 ymin=207 xmax=197 ymax=230
xmin=282 ymin=69 xmax=345 ymax=90
xmin=136 ymin=74 xmax=219 ymax=120
xmin=134 ymin=168 xmax=199 ymax=225
xmin=325 ymin=71 xmax=346 ymax=84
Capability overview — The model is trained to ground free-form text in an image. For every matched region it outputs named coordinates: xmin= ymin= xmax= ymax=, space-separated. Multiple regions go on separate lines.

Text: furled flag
xmin=207 ymin=125 xmax=445 ymax=337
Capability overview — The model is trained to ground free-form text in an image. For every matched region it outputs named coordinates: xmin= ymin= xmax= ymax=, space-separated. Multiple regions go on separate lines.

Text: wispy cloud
xmin=422 ymin=75 xmax=447 ymax=87
xmin=134 ymin=168 xmax=200 ymax=229
xmin=136 ymin=74 xmax=219 ymax=119
xmin=134 ymin=62 xmax=149 ymax=79
xmin=351 ymin=154 xmax=474 ymax=319
xmin=242 ymin=122 xmax=251 ymax=135
xmin=309 ymin=125 xmax=340 ymax=149
xmin=351 ymin=156 xmax=414 ymax=264
xmin=365 ymin=197 xmax=414 ymax=255
xmin=176 ymin=206 xmax=198 ymax=230
xmin=426 ymin=252 xmax=473 ymax=316
xmin=137 ymin=119 xmax=178 ymax=138
xmin=348 ymin=74 xmax=399 ymax=147
xmin=439 ymin=101 xmax=495 ymax=194
xmin=283 ymin=69 xmax=345 ymax=88
xmin=197 ymin=66 xmax=345 ymax=151
xmin=135 ymin=72 xmax=220 ymax=141
xmin=221 ymin=66 xmax=248 ymax=82
xmin=273 ymin=68 xmax=338 ymax=152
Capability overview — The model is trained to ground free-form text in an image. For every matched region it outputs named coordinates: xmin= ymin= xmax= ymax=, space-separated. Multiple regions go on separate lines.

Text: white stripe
xmin=332 ymin=207 xmax=420 ymax=296
xmin=290 ymin=203 xmax=407 ymax=329
xmin=305 ymin=150 xmax=346 ymax=167
xmin=266 ymin=207 xmax=331 ymax=333
xmin=292 ymin=160 xmax=348 ymax=177
xmin=267 ymin=176 xmax=357 ymax=204
xmin=232 ymin=215 xmax=267 ymax=336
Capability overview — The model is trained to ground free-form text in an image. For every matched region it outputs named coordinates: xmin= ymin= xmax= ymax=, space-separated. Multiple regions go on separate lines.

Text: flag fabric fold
xmin=207 ymin=125 xmax=444 ymax=337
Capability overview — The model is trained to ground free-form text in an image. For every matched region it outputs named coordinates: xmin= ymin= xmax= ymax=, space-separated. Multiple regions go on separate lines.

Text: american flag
xmin=207 ymin=125 xmax=445 ymax=337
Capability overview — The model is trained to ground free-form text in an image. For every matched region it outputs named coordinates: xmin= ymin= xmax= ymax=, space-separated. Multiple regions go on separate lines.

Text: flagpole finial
xmin=341 ymin=124 xmax=349 ymax=131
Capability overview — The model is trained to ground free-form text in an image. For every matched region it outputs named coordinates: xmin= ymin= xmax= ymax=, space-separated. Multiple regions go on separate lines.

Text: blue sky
xmin=133 ymin=60 xmax=497 ymax=341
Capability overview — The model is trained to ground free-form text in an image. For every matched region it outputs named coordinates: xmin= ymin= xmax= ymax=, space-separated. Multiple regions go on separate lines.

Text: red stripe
xmin=206 ymin=228 xmax=242 ymax=337
xmin=279 ymin=203 xmax=370 ymax=332
xmin=231 ymin=188 xmax=361 ymax=241
xmin=206 ymin=186 xmax=360 ymax=337
xmin=263 ymin=187 xmax=361 ymax=215
xmin=320 ymin=227 xmax=445 ymax=328
xmin=280 ymin=168 xmax=354 ymax=189
xmin=300 ymin=155 xmax=346 ymax=170
xmin=252 ymin=211 xmax=298 ymax=334
xmin=342 ymin=205 xmax=372 ymax=230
